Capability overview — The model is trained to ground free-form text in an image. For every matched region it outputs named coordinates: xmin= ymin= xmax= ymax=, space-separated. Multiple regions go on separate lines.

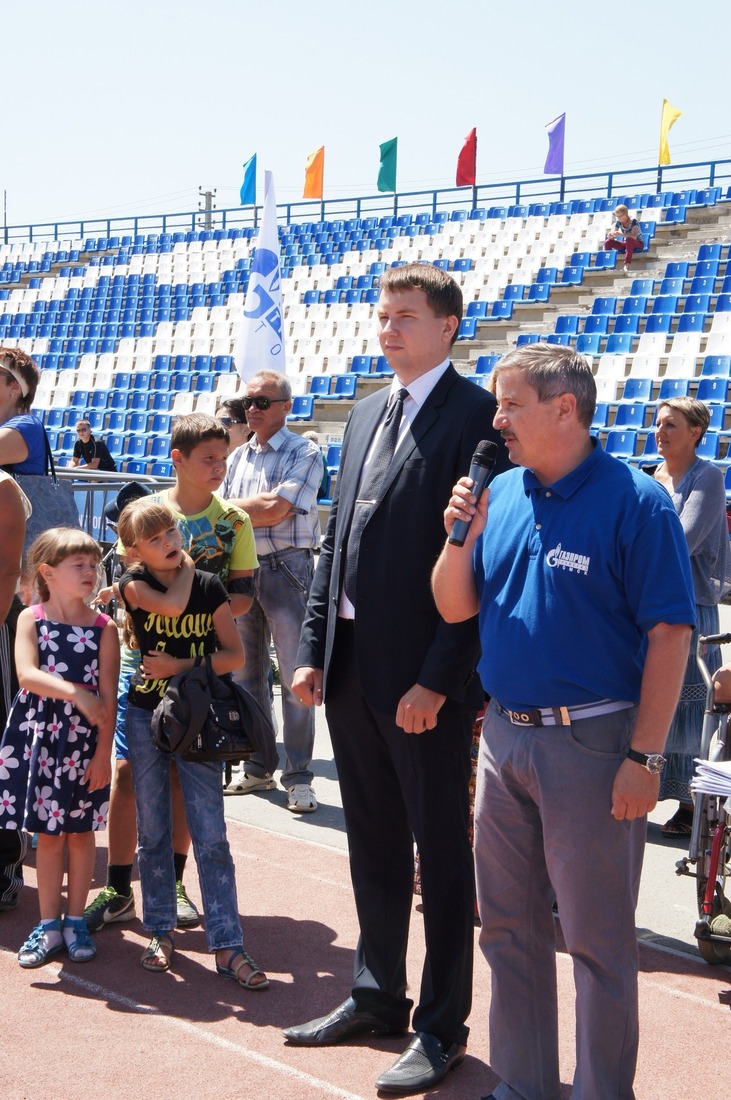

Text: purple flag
xmin=544 ymin=113 xmax=566 ymax=176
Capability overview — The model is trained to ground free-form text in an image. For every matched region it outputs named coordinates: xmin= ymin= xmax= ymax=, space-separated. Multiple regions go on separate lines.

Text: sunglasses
xmin=243 ymin=396 xmax=287 ymax=411
xmin=218 ymin=416 xmax=244 ymax=426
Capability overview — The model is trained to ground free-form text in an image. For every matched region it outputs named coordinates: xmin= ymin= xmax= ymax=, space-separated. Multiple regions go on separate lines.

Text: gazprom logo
xmin=244 ymin=247 xmax=283 ymax=352
xmin=545 ymin=543 xmax=590 ymax=575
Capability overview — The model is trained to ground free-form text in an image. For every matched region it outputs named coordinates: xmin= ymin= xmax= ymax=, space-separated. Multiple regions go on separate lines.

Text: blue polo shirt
xmin=474 ymin=441 xmax=695 ymax=710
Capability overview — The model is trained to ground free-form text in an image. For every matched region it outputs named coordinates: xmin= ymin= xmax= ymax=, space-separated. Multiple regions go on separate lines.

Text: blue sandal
xmin=63 ymin=917 xmax=97 ymax=962
xmin=216 ymin=947 xmax=269 ymax=990
xmin=18 ymin=920 xmax=64 ymax=969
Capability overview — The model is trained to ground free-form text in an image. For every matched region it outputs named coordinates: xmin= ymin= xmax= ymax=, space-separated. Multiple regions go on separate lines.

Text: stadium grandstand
xmin=3 ymin=166 xmax=731 ymax=534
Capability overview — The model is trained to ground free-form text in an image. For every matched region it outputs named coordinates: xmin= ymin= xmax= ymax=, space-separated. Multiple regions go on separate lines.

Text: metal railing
xmin=59 ymin=468 xmax=174 ymax=546
xmin=3 ymin=157 xmax=731 ymax=247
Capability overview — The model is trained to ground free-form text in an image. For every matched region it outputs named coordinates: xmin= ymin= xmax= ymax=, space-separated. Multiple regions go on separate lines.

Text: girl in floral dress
xmin=0 ymin=528 xmax=119 ymax=967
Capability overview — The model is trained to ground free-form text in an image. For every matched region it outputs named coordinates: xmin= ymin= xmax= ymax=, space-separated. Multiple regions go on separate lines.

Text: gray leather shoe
xmin=283 ymin=996 xmax=405 ymax=1046
xmin=375 ymin=1031 xmax=467 ymax=1095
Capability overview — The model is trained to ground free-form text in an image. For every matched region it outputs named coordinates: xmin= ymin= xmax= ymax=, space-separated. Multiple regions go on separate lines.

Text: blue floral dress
xmin=0 ymin=604 xmax=111 ymax=835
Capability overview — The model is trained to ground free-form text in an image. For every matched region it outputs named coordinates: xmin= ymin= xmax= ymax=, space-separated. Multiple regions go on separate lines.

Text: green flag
xmin=377 ymin=137 xmax=398 ymax=193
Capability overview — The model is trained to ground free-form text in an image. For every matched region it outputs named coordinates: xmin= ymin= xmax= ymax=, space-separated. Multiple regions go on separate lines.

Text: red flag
xmin=456 ymin=128 xmax=477 ymax=187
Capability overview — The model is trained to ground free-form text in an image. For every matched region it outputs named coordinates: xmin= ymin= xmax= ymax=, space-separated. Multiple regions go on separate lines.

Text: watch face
xmin=646 ymin=754 xmax=666 ymax=774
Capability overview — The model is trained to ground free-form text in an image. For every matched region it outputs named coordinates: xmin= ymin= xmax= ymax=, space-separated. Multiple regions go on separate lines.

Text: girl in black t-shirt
xmin=116 ymin=498 xmax=268 ymax=989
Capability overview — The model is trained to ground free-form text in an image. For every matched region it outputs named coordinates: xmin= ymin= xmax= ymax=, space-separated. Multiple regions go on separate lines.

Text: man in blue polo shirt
xmin=432 ymin=343 xmax=695 ymax=1100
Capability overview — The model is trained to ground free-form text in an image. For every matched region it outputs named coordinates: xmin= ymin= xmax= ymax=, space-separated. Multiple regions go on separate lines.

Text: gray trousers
xmin=474 ymin=699 xmax=645 ymax=1100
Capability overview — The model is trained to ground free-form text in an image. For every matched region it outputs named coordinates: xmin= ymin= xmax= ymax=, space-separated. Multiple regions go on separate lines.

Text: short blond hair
xmin=27 ymin=528 xmax=102 ymax=602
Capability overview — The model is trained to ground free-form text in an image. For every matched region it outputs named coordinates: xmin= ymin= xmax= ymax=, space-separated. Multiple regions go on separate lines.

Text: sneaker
xmin=224 ymin=772 xmax=276 ymax=795
xmin=623 ymin=264 xmax=631 ymax=274
xmin=84 ymin=886 xmax=136 ymax=933
xmin=176 ymin=880 xmax=201 ymax=928
xmin=287 ymin=784 xmax=318 ymax=814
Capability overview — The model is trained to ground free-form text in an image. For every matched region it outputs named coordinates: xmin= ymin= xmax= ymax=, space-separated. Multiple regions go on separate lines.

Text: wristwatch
xmin=626 ymin=747 xmax=666 ymax=774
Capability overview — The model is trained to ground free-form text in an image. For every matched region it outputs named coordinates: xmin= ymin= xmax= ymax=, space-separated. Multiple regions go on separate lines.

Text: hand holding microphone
xmin=447 ymin=440 xmax=498 ymax=547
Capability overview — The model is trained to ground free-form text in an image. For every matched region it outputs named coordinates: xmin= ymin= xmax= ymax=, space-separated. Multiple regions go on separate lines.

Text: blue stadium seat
xmin=583 ymin=316 xmax=610 ymax=336
xmin=527 ymin=284 xmax=551 ymax=303
xmin=651 ymin=296 xmax=678 ymax=315
xmin=657 ymin=378 xmax=690 ymax=400
xmin=677 ymin=312 xmax=706 ymax=333
xmin=151 ymin=461 xmax=173 ymax=478
xmin=490 ymin=301 xmax=513 ymax=320
xmin=503 ymin=284 xmax=526 ymax=301
xmin=591 ymin=297 xmax=617 ymax=316
xmin=458 ymin=318 xmax=477 ymax=339
xmin=613 ymin=403 xmax=647 ymax=429
xmin=475 ymin=355 xmax=499 ymax=374
xmin=638 ymin=433 xmax=659 ymax=464
xmin=682 ymin=293 xmax=711 ymax=315
xmin=309 ymin=376 xmax=331 ymax=398
xmin=696 ymin=379 xmax=729 ymax=403
xmin=605 ymin=430 xmax=637 ymax=458
xmin=644 ymin=314 xmax=674 ymax=334
xmin=288 ymin=395 xmax=314 ymax=421
xmin=612 ymin=315 xmax=640 ymax=336
xmin=591 ymin=403 xmax=609 ymax=429
xmin=605 ymin=333 xmax=634 ymax=355
xmin=695 ymin=432 xmax=720 ymax=460
xmin=332 ymin=375 xmax=357 ymax=399
xmin=622 ymin=378 xmax=653 ymax=401
xmin=698 ymin=243 xmax=723 ymax=262
xmin=466 ymin=301 xmax=489 ymax=319
xmin=621 ymin=296 xmax=648 ymax=315
xmin=664 ymin=262 xmax=689 ymax=279
xmin=700 ymin=356 xmax=731 ymax=378
xmin=576 ymin=334 xmax=602 ymax=355
xmin=555 ymin=315 xmax=581 ymax=335
xmin=325 ymin=443 xmax=342 ymax=473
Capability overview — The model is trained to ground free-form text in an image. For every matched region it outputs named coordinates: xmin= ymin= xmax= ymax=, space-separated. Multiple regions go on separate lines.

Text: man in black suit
xmin=283 ymin=263 xmax=508 ymax=1095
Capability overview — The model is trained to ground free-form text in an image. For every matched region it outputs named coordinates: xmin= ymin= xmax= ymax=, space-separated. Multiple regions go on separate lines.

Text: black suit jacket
xmin=297 ymin=365 xmax=509 ymax=714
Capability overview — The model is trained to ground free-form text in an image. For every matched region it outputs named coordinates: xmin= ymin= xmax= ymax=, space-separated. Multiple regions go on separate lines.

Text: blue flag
xmin=234 ymin=170 xmax=285 ymax=382
xmin=544 ymin=114 xmax=566 ymax=176
xmin=240 ymin=154 xmax=256 ymax=206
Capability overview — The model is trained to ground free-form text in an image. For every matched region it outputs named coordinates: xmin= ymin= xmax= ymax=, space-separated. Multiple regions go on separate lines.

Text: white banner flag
xmin=234 ymin=170 xmax=285 ymax=382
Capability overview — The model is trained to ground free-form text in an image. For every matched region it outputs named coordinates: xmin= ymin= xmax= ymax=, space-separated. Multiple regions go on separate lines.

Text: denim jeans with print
xmin=126 ymin=702 xmax=243 ymax=952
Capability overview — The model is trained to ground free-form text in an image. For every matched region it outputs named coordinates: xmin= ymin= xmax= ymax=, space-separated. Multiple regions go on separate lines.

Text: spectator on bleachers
xmin=0 ymin=347 xmax=44 ymax=475
xmin=216 ymin=398 xmax=250 ymax=454
xmin=222 ymin=371 xmax=322 ymax=813
xmin=70 ymin=420 xmax=117 ymax=472
xmin=604 ymin=204 xmax=644 ymax=273
xmin=302 ymin=429 xmax=329 ymax=501
xmin=647 ymin=398 xmax=731 ymax=837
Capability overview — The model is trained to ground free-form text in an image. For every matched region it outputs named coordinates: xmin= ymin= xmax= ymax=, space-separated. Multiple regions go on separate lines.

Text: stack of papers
xmin=691 ymin=758 xmax=731 ymax=798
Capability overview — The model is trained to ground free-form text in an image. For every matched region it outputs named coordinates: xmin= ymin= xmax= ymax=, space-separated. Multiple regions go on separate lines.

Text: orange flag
xmin=303 ymin=146 xmax=325 ymax=199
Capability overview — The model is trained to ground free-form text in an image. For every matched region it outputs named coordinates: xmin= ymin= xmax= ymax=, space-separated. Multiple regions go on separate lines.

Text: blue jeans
xmin=126 ymin=703 xmax=243 ymax=952
xmin=234 ymin=547 xmax=315 ymax=788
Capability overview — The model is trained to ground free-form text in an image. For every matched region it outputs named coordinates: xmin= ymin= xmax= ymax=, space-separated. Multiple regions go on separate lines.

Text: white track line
xmin=2 ymin=950 xmax=370 ymax=1100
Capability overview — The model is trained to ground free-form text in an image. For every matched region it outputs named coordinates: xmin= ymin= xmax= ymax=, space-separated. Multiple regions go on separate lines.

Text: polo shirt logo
xmin=545 ymin=543 xmax=590 ymax=575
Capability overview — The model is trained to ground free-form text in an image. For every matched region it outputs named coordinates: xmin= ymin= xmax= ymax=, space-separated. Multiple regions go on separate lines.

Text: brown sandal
xmin=661 ymin=806 xmax=693 ymax=838
xmin=141 ymin=932 xmax=175 ymax=972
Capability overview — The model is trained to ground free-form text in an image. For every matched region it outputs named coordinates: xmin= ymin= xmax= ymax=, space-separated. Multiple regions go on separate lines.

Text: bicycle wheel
xmin=696 ymin=802 xmax=731 ymax=965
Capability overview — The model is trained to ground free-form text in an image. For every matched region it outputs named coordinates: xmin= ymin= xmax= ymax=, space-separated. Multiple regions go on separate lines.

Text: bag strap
xmin=42 ymin=427 xmax=59 ymax=485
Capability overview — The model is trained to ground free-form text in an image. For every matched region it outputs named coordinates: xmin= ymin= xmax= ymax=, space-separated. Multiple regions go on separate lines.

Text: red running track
xmin=2 ymin=820 xmax=730 ymax=1099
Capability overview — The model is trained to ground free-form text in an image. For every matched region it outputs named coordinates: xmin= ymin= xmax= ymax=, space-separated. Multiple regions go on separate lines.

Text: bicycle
xmin=675 ymin=631 xmax=731 ymax=964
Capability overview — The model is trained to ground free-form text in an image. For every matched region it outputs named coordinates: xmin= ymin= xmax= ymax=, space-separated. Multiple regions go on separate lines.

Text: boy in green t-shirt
xmin=85 ymin=414 xmax=258 ymax=933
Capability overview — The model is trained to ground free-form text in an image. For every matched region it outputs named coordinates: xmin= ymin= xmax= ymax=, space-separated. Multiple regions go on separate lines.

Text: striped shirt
xmin=222 ymin=427 xmax=322 ymax=555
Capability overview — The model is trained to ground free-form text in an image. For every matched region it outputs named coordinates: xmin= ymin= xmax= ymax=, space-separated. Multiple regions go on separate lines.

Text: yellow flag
xmin=659 ymin=100 xmax=682 ymax=166
xmin=303 ymin=146 xmax=325 ymax=199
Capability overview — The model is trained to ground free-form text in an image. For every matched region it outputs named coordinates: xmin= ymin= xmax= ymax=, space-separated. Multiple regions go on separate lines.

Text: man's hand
xmin=292 ymin=666 xmax=323 ymax=707
xmin=611 ymin=758 xmax=660 ymax=820
xmin=396 ymin=684 xmax=446 ymax=734
xmin=444 ymin=477 xmax=490 ymax=545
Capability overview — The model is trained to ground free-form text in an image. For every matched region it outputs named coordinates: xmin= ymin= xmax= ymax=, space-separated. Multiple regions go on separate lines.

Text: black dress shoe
xmin=375 ymin=1031 xmax=467 ymax=1095
xmin=282 ymin=997 xmax=405 ymax=1046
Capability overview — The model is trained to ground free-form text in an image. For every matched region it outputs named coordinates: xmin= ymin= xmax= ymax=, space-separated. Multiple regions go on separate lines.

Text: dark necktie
xmin=343 ymin=387 xmax=408 ymax=605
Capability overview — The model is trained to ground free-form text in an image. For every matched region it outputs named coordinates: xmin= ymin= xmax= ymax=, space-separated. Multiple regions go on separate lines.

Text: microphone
xmin=448 ymin=440 xmax=499 ymax=547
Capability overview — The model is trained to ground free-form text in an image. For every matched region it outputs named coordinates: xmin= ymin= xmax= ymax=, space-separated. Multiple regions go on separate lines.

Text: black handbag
xmin=151 ymin=655 xmax=278 ymax=768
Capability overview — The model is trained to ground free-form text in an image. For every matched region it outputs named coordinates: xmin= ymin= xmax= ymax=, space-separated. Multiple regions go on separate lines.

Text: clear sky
xmin=2 ymin=0 xmax=729 ymax=231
